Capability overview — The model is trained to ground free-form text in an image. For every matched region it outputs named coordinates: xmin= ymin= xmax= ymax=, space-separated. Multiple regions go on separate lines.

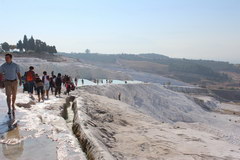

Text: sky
xmin=0 ymin=0 xmax=240 ymax=63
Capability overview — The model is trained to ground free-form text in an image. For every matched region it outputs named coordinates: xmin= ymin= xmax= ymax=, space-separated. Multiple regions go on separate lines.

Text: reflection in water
xmin=2 ymin=126 xmax=24 ymax=160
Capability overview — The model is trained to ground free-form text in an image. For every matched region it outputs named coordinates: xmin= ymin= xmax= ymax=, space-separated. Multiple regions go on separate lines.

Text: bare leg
xmin=46 ymin=90 xmax=49 ymax=99
xmin=44 ymin=90 xmax=47 ymax=99
xmin=41 ymin=93 xmax=44 ymax=101
xmin=55 ymin=88 xmax=57 ymax=97
xmin=43 ymin=91 xmax=45 ymax=100
xmin=58 ymin=87 xmax=61 ymax=97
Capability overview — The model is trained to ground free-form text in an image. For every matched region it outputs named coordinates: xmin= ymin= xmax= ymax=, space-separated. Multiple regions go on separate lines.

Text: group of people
xmin=0 ymin=54 xmax=76 ymax=119
xmin=23 ymin=67 xmax=76 ymax=102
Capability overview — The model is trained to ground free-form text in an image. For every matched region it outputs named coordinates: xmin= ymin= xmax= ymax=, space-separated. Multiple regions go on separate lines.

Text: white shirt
xmin=43 ymin=75 xmax=49 ymax=85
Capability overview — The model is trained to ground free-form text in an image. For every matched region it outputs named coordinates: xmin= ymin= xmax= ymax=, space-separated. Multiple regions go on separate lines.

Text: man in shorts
xmin=0 ymin=54 xmax=22 ymax=118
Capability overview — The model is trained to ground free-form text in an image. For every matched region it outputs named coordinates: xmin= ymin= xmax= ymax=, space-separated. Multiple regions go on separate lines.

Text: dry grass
xmin=118 ymin=59 xmax=169 ymax=75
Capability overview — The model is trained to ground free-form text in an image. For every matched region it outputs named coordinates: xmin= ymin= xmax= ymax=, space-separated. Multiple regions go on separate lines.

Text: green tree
xmin=1 ymin=42 xmax=10 ymax=51
xmin=85 ymin=49 xmax=90 ymax=54
xmin=48 ymin=46 xmax=57 ymax=53
xmin=9 ymin=45 xmax=16 ymax=50
xmin=52 ymin=46 xmax=57 ymax=53
xmin=35 ymin=39 xmax=41 ymax=52
xmin=19 ymin=35 xmax=58 ymax=54
xmin=17 ymin=40 xmax=23 ymax=52
xmin=28 ymin=36 xmax=35 ymax=51
xmin=41 ymin=42 xmax=47 ymax=51
xmin=23 ymin=35 xmax=29 ymax=51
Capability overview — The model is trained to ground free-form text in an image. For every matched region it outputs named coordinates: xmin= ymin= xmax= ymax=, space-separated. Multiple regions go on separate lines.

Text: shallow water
xmin=0 ymin=129 xmax=57 ymax=160
xmin=0 ymin=92 xmax=57 ymax=160
xmin=76 ymin=79 xmax=142 ymax=87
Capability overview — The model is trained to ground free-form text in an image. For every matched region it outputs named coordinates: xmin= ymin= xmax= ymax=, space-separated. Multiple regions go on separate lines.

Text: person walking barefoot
xmin=0 ymin=54 xmax=22 ymax=119
xmin=42 ymin=71 xmax=50 ymax=100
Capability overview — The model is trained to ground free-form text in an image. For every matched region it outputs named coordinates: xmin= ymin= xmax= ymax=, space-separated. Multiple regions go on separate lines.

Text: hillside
xmin=73 ymin=83 xmax=240 ymax=159
xmin=0 ymin=55 xmax=130 ymax=80
xmin=58 ymin=53 xmax=240 ymax=87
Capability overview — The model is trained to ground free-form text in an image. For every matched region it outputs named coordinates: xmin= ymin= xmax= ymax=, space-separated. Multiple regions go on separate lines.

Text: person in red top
xmin=24 ymin=66 xmax=36 ymax=99
xmin=65 ymin=76 xmax=71 ymax=95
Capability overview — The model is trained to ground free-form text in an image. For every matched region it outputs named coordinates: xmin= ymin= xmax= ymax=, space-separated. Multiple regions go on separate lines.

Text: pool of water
xmin=0 ymin=129 xmax=57 ymax=160
xmin=0 ymin=91 xmax=58 ymax=160
xmin=76 ymin=79 xmax=142 ymax=87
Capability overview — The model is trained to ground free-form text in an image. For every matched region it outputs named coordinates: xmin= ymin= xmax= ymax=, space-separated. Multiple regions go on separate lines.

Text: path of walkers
xmin=0 ymin=90 xmax=86 ymax=160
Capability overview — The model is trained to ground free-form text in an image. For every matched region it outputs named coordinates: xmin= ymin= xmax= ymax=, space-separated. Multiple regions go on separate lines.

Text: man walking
xmin=0 ymin=54 xmax=22 ymax=118
xmin=74 ymin=77 xmax=78 ymax=87
xmin=42 ymin=71 xmax=50 ymax=99
xmin=55 ymin=73 xmax=62 ymax=97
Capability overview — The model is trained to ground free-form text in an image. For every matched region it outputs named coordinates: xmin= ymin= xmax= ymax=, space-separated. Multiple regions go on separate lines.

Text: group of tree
xmin=1 ymin=35 xmax=57 ymax=54
xmin=1 ymin=42 xmax=16 ymax=52
xmin=16 ymin=35 xmax=57 ymax=53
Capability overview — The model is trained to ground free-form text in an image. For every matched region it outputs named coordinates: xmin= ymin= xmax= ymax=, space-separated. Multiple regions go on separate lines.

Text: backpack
xmin=70 ymin=83 xmax=75 ymax=90
xmin=26 ymin=71 xmax=35 ymax=82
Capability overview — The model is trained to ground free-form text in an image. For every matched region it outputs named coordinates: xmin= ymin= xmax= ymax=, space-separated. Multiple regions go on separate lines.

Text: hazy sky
xmin=0 ymin=0 xmax=239 ymax=63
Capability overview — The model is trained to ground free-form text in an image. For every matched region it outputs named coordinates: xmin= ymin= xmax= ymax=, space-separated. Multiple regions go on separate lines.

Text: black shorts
xmin=36 ymin=86 xmax=44 ymax=95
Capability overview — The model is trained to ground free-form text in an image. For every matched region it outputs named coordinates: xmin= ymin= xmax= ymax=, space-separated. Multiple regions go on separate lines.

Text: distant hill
xmin=58 ymin=52 xmax=240 ymax=84
xmin=58 ymin=53 xmax=170 ymax=64
xmin=138 ymin=53 xmax=170 ymax=60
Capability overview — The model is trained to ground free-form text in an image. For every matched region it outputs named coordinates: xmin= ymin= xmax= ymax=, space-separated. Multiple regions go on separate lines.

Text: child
xmin=35 ymin=75 xmax=44 ymax=102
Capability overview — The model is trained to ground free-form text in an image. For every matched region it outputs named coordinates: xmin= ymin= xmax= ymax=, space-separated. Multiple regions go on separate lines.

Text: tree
xmin=34 ymin=39 xmax=57 ymax=53
xmin=1 ymin=42 xmax=10 ymax=51
xmin=35 ymin=39 xmax=41 ymax=52
xmin=9 ymin=45 xmax=16 ymax=50
xmin=52 ymin=46 xmax=57 ymax=53
xmin=23 ymin=35 xmax=29 ymax=51
xmin=28 ymin=36 xmax=35 ymax=51
xmin=16 ymin=35 xmax=58 ymax=54
xmin=48 ymin=46 xmax=57 ymax=53
xmin=17 ymin=40 xmax=23 ymax=52
xmin=85 ymin=49 xmax=90 ymax=54
xmin=41 ymin=42 xmax=47 ymax=51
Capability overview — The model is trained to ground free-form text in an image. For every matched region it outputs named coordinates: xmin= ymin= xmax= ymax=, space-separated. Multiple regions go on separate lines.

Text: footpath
xmin=0 ymin=89 xmax=87 ymax=160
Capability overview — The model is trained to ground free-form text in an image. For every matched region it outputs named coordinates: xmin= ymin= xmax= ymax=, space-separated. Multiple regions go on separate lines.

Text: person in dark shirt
xmin=55 ymin=73 xmax=62 ymax=97
xmin=50 ymin=75 xmax=56 ymax=95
